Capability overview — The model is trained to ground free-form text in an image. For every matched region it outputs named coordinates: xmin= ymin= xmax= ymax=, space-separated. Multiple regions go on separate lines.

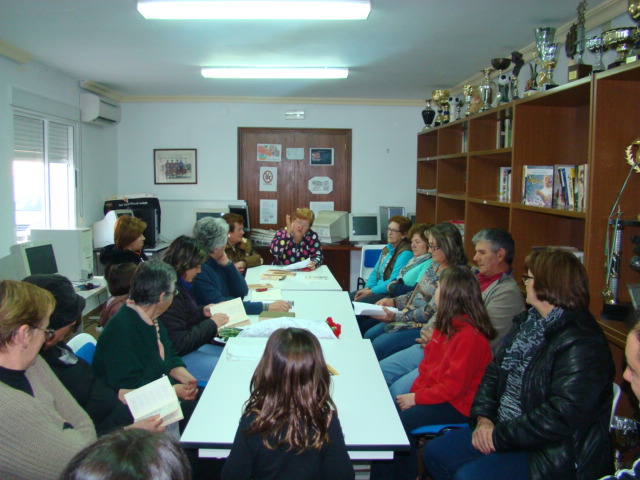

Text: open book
xmin=124 ymin=376 xmax=183 ymax=426
xmin=207 ymin=297 xmax=250 ymax=328
xmin=352 ymin=301 xmax=399 ymax=316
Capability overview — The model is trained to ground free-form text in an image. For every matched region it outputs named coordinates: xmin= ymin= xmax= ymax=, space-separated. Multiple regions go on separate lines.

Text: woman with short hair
xmin=223 ymin=212 xmax=262 ymax=275
xmin=424 ymin=248 xmax=615 ymax=480
xmin=270 ymin=208 xmax=323 ymax=270
xmin=0 ymin=280 xmax=96 ymax=479
xmin=99 ymin=216 xmax=148 ymax=269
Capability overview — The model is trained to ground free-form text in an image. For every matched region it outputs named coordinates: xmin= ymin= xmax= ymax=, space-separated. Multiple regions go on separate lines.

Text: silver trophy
xmin=586 ymin=35 xmax=606 ymax=72
xmin=478 ymin=68 xmax=494 ymax=111
xmin=534 ymin=27 xmax=559 ymax=90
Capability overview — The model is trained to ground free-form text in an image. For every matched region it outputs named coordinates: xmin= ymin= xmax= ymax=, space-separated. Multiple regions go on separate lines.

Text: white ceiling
xmin=0 ymin=0 xmax=614 ymax=102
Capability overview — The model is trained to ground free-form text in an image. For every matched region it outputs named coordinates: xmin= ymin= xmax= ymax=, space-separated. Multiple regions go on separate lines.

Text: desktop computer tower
xmin=30 ymin=228 xmax=94 ymax=281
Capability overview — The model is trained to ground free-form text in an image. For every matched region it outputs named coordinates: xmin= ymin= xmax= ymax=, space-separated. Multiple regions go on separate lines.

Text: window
xmin=13 ymin=112 xmax=77 ymax=242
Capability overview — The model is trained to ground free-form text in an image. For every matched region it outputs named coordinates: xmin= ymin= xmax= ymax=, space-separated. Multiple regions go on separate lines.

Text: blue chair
xmin=357 ymin=244 xmax=385 ymax=290
xmin=67 ymin=332 xmax=97 ymax=364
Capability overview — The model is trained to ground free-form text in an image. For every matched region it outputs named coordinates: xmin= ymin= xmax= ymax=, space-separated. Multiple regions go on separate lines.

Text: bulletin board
xmin=238 ymin=128 xmax=352 ymax=230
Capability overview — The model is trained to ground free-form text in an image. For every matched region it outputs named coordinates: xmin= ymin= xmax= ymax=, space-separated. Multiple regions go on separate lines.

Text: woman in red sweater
xmin=371 ymin=266 xmax=496 ymax=480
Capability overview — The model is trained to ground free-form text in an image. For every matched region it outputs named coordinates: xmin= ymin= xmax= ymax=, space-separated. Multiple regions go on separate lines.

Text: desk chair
xmin=357 ymin=244 xmax=385 ymax=290
xmin=67 ymin=332 xmax=97 ymax=364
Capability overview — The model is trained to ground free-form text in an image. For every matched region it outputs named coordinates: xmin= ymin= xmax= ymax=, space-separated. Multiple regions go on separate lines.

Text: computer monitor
xmin=9 ymin=242 xmax=58 ymax=279
xmin=194 ymin=208 xmax=228 ymax=222
xmin=349 ymin=213 xmax=381 ymax=245
xmin=379 ymin=206 xmax=406 ymax=243
xmin=229 ymin=204 xmax=250 ymax=232
xmin=313 ymin=211 xmax=348 ymax=244
xmin=92 ymin=209 xmax=134 ymax=248
xmin=30 ymin=228 xmax=94 ymax=281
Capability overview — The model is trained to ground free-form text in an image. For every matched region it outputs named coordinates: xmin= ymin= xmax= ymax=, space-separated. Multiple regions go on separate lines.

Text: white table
xmin=247 ymin=291 xmax=361 ymax=340
xmin=181 ymin=338 xmax=409 ymax=460
xmin=245 ymin=265 xmax=342 ymax=291
xmin=77 ymin=276 xmax=108 ymax=315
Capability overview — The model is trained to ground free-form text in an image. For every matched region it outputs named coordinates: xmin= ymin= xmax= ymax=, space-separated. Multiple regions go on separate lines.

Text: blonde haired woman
xmin=270 ymin=208 xmax=323 ymax=270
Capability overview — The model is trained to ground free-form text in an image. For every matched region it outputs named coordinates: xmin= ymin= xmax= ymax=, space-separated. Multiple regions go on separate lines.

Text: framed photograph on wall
xmin=309 ymin=148 xmax=334 ymax=166
xmin=154 ymin=149 xmax=197 ymax=184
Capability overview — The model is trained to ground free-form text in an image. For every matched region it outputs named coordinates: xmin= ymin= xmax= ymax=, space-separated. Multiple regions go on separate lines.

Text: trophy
xmin=586 ymin=35 xmax=606 ymax=73
xmin=602 ymin=27 xmax=637 ymax=69
xmin=566 ymin=1 xmax=592 ymax=81
xmin=510 ymin=51 xmax=524 ymax=100
xmin=629 ymin=0 xmax=640 ymax=62
xmin=432 ymin=89 xmax=449 ymax=127
xmin=478 ymin=68 xmax=494 ymax=111
xmin=534 ymin=27 xmax=559 ymax=90
xmin=421 ymin=99 xmax=436 ymax=131
xmin=463 ymin=85 xmax=474 ymax=116
xmin=491 ymin=58 xmax=511 ymax=105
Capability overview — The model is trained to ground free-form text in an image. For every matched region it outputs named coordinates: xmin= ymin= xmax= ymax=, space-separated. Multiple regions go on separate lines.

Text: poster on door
xmin=257 ymin=144 xmax=282 ymax=162
xmin=259 ymin=167 xmax=277 ymax=192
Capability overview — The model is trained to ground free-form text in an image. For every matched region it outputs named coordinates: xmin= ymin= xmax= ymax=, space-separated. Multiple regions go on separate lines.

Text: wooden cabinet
xmin=415 ymin=62 xmax=640 ymax=317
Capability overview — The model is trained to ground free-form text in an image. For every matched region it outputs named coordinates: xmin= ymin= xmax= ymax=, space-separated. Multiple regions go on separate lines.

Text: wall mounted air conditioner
xmin=80 ymin=93 xmax=121 ymax=126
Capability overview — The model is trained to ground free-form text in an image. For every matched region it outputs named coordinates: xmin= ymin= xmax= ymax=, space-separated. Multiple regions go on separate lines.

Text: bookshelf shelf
xmin=415 ymin=62 xmax=640 ymax=315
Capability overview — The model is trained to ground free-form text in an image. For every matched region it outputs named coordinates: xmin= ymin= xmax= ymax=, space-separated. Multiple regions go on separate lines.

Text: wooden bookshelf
xmin=415 ymin=62 xmax=640 ymax=317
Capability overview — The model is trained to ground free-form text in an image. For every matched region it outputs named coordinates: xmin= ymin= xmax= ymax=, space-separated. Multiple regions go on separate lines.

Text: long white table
xmin=181 ymin=337 xmax=409 ymax=460
xmin=245 ymin=265 xmax=342 ymax=291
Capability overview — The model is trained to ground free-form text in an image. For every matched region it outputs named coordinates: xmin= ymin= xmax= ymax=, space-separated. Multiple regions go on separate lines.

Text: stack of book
xmin=521 ymin=164 xmax=587 ymax=211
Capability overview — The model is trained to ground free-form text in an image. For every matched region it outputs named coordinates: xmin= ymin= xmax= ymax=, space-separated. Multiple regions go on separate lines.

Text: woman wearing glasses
xmin=363 ymin=223 xmax=468 ymax=360
xmin=0 ymin=280 xmax=96 ymax=479
xmin=270 ymin=208 xmax=323 ymax=270
xmin=351 ymin=215 xmax=413 ymax=304
xmin=424 ymin=248 xmax=614 ymax=480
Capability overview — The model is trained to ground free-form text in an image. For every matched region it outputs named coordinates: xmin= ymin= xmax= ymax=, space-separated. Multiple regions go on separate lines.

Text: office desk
xmin=245 ymin=265 xmax=342 ymax=291
xmin=180 ymin=338 xmax=409 ymax=460
xmin=77 ymin=276 xmax=108 ymax=316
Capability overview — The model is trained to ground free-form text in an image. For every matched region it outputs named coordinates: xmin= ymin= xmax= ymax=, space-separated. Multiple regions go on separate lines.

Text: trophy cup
xmin=463 ymin=85 xmax=474 ymax=117
xmin=586 ymin=35 xmax=607 ymax=73
xmin=510 ymin=51 xmax=524 ymax=100
xmin=491 ymin=58 xmax=511 ymax=105
xmin=534 ymin=27 xmax=559 ymax=90
xmin=421 ymin=99 xmax=436 ymax=131
xmin=478 ymin=68 xmax=494 ymax=111
xmin=566 ymin=1 xmax=592 ymax=81
xmin=432 ymin=89 xmax=449 ymax=127
xmin=603 ymin=27 xmax=637 ymax=69
xmin=629 ymin=0 xmax=640 ymax=62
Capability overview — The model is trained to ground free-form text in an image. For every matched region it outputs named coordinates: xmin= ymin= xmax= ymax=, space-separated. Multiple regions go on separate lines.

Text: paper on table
xmin=124 ymin=376 xmax=183 ymax=426
xmin=251 ymin=288 xmax=283 ymax=301
xmin=352 ymin=302 xmax=399 ymax=316
xmin=280 ymin=259 xmax=312 ymax=270
xmin=207 ymin=297 xmax=249 ymax=328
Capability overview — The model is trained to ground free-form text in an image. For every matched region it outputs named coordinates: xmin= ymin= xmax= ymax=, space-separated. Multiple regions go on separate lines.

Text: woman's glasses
xmin=522 ymin=274 xmax=534 ymax=284
xmin=34 ymin=326 xmax=55 ymax=341
xmin=387 ymin=228 xmax=401 ymax=234
xmin=427 ymin=244 xmax=440 ymax=251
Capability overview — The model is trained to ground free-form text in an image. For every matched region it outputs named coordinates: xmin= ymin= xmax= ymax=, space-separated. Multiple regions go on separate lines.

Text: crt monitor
xmin=349 ymin=213 xmax=381 ymax=244
xmin=313 ymin=211 xmax=348 ymax=244
xmin=194 ymin=209 xmax=228 ymax=222
xmin=9 ymin=242 xmax=58 ymax=279
xmin=229 ymin=204 xmax=250 ymax=232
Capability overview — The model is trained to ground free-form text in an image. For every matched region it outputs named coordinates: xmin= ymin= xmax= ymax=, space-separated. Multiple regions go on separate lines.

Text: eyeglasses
xmin=387 ymin=228 xmax=401 ymax=234
xmin=34 ymin=326 xmax=55 ymax=341
xmin=428 ymin=244 xmax=440 ymax=251
xmin=522 ymin=274 xmax=534 ymax=284
xmin=294 ymin=220 xmax=310 ymax=228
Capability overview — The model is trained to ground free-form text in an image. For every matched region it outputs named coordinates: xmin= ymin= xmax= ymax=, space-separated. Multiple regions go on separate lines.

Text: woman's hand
xmin=234 ymin=261 xmax=247 ymax=275
xmin=307 ymin=261 xmax=317 ymax=271
xmin=126 ymin=415 xmax=166 ymax=433
xmin=372 ymin=307 xmax=395 ymax=323
xmin=396 ymin=393 xmax=416 ymax=411
xmin=170 ymin=366 xmax=197 ymax=386
xmin=212 ymin=247 xmax=230 ymax=266
xmin=354 ymin=287 xmax=372 ymax=301
xmin=285 ymin=214 xmax=293 ymax=233
xmin=117 ymin=388 xmax=133 ymax=405
xmin=268 ymin=300 xmax=292 ymax=312
xmin=417 ymin=326 xmax=434 ymax=348
xmin=472 ymin=416 xmax=496 ymax=454
xmin=210 ymin=313 xmax=229 ymax=328
xmin=174 ymin=383 xmax=198 ymax=401
xmin=376 ymin=298 xmax=395 ymax=307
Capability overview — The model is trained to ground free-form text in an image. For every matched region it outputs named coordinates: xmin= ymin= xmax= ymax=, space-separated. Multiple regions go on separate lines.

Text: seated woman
xmin=160 ymin=235 xmax=229 ymax=383
xmin=424 ymin=248 xmax=615 ymax=480
xmin=99 ymin=262 xmax=136 ymax=327
xmin=362 ymin=222 xmax=468 ymax=360
xmin=223 ymin=212 xmax=262 ymax=275
xmin=222 ymin=328 xmax=354 ymax=480
xmin=193 ymin=217 xmax=290 ymax=314
xmin=386 ymin=223 xmax=433 ymax=298
xmin=270 ymin=208 xmax=323 ymax=270
xmin=93 ymin=262 xmax=198 ymax=417
xmin=351 ymin=215 xmax=413 ymax=304
xmin=0 ymin=280 xmax=96 ymax=479
xmin=99 ymin=216 xmax=148 ymax=270
xmin=370 ymin=267 xmax=495 ymax=480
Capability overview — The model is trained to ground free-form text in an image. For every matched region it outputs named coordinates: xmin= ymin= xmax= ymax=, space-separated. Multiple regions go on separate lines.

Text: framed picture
xmin=309 ymin=148 xmax=334 ymax=166
xmin=154 ymin=149 xmax=197 ymax=184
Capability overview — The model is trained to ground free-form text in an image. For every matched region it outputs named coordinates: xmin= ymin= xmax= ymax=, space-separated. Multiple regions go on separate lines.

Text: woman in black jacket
xmin=423 ymin=248 xmax=614 ymax=480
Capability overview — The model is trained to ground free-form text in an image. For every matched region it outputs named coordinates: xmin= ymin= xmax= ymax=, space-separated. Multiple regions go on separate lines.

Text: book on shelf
xmin=498 ymin=167 xmax=511 ymax=202
xmin=575 ymin=164 xmax=588 ymax=212
xmin=495 ymin=118 xmax=512 ymax=149
xmin=522 ymin=165 xmax=554 ymax=208
xmin=552 ymin=164 xmax=576 ymax=210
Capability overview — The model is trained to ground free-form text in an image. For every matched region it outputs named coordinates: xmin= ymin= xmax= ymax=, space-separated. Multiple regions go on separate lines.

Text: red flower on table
xmin=326 ymin=317 xmax=341 ymax=338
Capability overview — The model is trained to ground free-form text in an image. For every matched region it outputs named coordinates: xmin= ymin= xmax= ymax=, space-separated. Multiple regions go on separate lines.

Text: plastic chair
xmin=357 ymin=244 xmax=385 ymax=290
xmin=67 ymin=332 xmax=97 ymax=364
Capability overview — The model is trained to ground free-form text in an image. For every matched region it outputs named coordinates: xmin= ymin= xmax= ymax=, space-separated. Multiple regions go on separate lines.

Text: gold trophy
xmin=432 ymin=89 xmax=449 ymax=127
xmin=602 ymin=27 xmax=637 ymax=69
xmin=628 ymin=0 xmax=640 ymax=62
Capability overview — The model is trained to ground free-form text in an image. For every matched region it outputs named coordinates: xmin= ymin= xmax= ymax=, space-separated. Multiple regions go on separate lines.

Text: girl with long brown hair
xmin=371 ymin=266 xmax=496 ymax=479
xmin=221 ymin=328 xmax=354 ymax=480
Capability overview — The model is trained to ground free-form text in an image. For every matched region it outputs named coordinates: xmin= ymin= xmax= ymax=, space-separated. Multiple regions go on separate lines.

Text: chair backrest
xmin=359 ymin=244 xmax=385 ymax=281
xmin=611 ymin=382 xmax=622 ymax=427
xmin=67 ymin=333 xmax=97 ymax=364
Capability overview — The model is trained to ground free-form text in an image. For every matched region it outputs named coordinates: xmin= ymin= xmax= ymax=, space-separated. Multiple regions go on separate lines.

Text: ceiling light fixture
xmin=138 ymin=0 xmax=371 ymax=20
xmin=201 ymin=67 xmax=349 ymax=79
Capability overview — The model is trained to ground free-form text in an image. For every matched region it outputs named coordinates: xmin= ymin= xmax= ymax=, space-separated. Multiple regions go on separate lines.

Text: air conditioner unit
xmin=80 ymin=93 xmax=121 ymax=126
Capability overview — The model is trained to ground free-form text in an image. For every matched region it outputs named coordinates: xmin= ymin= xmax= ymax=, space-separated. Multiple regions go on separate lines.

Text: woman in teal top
xmin=351 ymin=215 xmax=413 ymax=304
xmin=387 ymin=223 xmax=433 ymax=297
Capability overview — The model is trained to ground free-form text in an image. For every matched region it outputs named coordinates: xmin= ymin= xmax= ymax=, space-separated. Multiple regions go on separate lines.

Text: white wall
xmin=117 ymin=101 xmax=422 ymax=240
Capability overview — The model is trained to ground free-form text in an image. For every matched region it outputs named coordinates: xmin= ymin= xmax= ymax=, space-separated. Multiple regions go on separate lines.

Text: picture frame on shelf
xmin=154 ymin=148 xmax=197 ymax=185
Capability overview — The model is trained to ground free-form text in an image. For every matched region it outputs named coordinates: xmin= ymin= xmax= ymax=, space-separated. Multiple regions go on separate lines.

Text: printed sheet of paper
xmin=251 ymin=288 xmax=283 ymax=301
xmin=280 ymin=259 xmax=312 ymax=270
xmin=352 ymin=302 xmax=399 ymax=316
xmin=257 ymin=143 xmax=281 ymax=162
xmin=207 ymin=297 xmax=249 ymax=327
xmin=260 ymin=199 xmax=277 ymax=224
xmin=124 ymin=376 xmax=183 ymax=426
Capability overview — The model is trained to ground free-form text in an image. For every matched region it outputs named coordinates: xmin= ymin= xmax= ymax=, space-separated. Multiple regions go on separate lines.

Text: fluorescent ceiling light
xmin=138 ymin=0 xmax=371 ymax=20
xmin=201 ymin=67 xmax=349 ymax=79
